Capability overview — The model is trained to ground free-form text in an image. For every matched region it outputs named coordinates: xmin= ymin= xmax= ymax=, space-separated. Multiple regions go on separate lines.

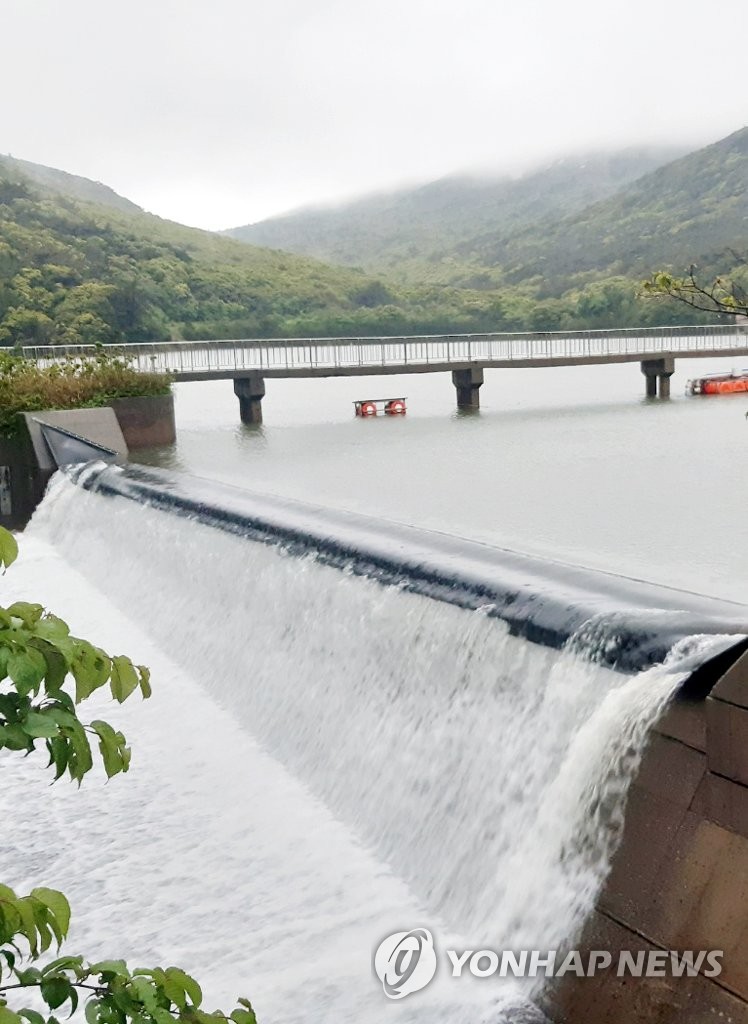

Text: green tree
xmin=0 ymin=309 xmax=55 ymax=346
xmin=0 ymin=528 xmax=256 ymax=1024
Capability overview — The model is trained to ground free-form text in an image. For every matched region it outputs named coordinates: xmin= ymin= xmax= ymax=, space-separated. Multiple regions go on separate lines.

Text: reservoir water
xmin=1 ymin=353 xmax=747 ymax=1023
xmin=139 ymin=355 xmax=748 ymax=602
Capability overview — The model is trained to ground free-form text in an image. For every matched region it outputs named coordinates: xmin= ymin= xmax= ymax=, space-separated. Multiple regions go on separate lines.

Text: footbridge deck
xmin=24 ymin=323 xmax=748 ymax=423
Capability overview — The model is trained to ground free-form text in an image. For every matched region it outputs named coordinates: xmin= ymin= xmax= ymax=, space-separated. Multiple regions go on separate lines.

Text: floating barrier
xmin=353 ymin=397 xmax=407 ymax=416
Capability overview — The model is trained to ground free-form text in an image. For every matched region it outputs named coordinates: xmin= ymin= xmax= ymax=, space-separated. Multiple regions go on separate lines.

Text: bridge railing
xmin=21 ymin=323 xmax=748 ymax=375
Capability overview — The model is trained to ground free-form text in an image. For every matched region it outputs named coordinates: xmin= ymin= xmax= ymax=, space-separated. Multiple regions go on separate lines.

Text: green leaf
xmin=230 ymin=1010 xmax=257 ymax=1024
xmin=71 ymin=643 xmax=110 ymax=703
xmin=84 ymin=1001 xmax=100 ymax=1024
xmin=110 ymin=657 xmax=139 ymax=704
xmin=40 ymin=976 xmax=71 ymax=1010
xmin=165 ymin=967 xmax=202 ymax=1008
xmin=40 ymin=956 xmax=83 ymax=978
xmin=89 ymin=721 xmax=127 ymax=779
xmin=30 ymin=889 xmax=70 ymax=939
xmin=0 ymin=1007 xmax=23 ymax=1024
xmin=88 ymin=960 xmax=127 ymax=977
xmin=22 ymin=711 xmax=60 ymax=739
xmin=18 ymin=1010 xmax=46 ymax=1024
xmin=38 ymin=647 xmax=68 ymax=693
xmin=0 ymin=527 xmax=18 ymax=570
xmin=46 ymin=736 xmax=69 ymax=781
xmin=33 ymin=615 xmax=70 ymax=642
xmin=66 ymin=722 xmax=93 ymax=783
xmin=15 ymin=898 xmax=39 ymax=957
xmin=7 ymin=649 xmax=47 ymax=694
xmin=129 ymin=977 xmax=159 ymax=1012
xmin=0 ymin=723 xmax=33 ymax=751
xmin=6 ymin=603 xmax=44 ymax=628
xmin=137 ymin=666 xmax=152 ymax=699
xmin=15 ymin=968 xmax=41 ymax=985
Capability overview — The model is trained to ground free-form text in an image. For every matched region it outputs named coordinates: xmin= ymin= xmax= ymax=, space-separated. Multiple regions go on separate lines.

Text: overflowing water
xmin=2 ymin=472 xmax=739 ymax=1022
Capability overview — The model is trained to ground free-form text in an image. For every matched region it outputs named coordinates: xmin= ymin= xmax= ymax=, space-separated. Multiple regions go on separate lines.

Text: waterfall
xmin=0 ymin=470 xmax=743 ymax=1023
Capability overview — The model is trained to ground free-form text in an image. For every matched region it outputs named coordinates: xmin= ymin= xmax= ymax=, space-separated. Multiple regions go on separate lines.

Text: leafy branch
xmin=1 ymin=528 xmax=256 ymax=1024
xmin=641 ymin=264 xmax=748 ymax=318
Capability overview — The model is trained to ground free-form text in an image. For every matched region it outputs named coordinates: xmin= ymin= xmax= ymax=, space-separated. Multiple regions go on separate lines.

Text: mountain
xmin=464 ymin=127 xmax=748 ymax=295
xmin=3 ymin=135 xmax=743 ymax=349
xmin=1 ymin=155 xmax=143 ymax=215
xmin=0 ymin=155 xmax=533 ymax=345
xmin=226 ymin=148 xmax=685 ymax=277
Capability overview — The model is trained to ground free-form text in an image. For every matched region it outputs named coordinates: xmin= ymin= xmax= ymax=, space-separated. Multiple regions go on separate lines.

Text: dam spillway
xmin=2 ymin=466 xmax=747 ymax=1023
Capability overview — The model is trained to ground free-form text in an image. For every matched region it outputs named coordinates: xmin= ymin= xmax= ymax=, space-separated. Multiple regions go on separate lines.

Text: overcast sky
xmin=2 ymin=0 xmax=746 ymax=230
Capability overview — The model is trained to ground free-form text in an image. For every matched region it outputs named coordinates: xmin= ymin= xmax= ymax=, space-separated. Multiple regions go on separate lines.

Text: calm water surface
xmin=136 ymin=356 xmax=748 ymax=603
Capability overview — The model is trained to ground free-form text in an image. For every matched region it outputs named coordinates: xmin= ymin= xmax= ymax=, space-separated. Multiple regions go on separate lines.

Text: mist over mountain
xmin=1 ymin=155 xmax=144 ymax=216
xmin=226 ymin=147 xmax=687 ymax=274
xmin=469 ymin=128 xmax=748 ymax=293
xmin=1 ymin=130 xmax=746 ymax=347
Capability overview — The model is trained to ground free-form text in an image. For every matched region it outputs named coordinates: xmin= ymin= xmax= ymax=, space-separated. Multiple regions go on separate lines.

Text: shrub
xmin=0 ymin=349 xmax=172 ymax=436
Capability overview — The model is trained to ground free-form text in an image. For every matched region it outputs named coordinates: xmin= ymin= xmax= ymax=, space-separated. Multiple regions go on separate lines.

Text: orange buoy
xmin=385 ymin=399 xmax=407 ymax=415
xmin=360 ymin=401 xmax=378 ymax=416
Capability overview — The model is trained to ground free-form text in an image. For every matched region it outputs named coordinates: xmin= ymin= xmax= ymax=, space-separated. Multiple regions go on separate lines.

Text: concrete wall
xmin=0 ymin=395 xmax=174 ymax=528
xmin=547 ymin=646 xmax=748 ymax=1023
xmin=0 ymin=408 xmax=128 ymax=530
xmin=0 ymin=432 xmax=42 ymax=530
xmin=111 ymin=394 xmax=175 ymax=449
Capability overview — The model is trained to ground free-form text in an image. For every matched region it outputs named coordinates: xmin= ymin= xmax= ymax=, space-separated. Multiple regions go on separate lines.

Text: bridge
xmin=24 ymin=323 xmax=748 ymax=424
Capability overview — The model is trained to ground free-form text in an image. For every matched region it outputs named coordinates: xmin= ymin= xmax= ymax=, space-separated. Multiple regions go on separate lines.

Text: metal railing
xmin=21 ymin=324 xmax=748 ymax=377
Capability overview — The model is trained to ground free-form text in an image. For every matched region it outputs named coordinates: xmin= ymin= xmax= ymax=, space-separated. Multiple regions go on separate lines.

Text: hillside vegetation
xmin=1 ymin=155 xmax=515 ymax=343
xmin=1 ymin=154 xmax=144 ymax=215
xmin=228 ymin=149 xmax=683 ymax=281
xmin=227 ymin=130 xmax=748 ymax=331
xmin=3 ymin=134 xmax=746 ymax=346
xmin=463 ymin=128 xmax=748 ymax=295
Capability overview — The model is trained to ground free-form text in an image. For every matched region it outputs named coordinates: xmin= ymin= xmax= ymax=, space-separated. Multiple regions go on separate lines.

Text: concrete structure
xmin=0 ymin=393 xmax=175 ymax=528
xmin=546 ymin=644 xmax=748 ymax=1023
xmin=641 ymin=355 xmax=675 ymax=399
xmin=452 ymin=367 xmax=483 ymax=411
xmin=233 ymin=374 xmax=265 ymax=425
xmin=0 ymin=408 xmax=127 ymax=530
xmin=23 ymin=323 xmax=748 ymax=423
xmin=111 ymin=394 xmax=176 ymax=448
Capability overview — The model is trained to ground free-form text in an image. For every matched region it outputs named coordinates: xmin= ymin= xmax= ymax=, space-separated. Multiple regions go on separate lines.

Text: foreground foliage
xmin=642 ymin=264 xmax=748 ymax=319
xmin=0 ymin=528 xmax=256 ymax=1024
xmin=0 ymin=350 xmax=171 ymax=437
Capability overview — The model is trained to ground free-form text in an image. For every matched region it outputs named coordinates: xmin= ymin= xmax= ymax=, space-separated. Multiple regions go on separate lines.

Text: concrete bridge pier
xmin=452 ymin=367 xmax=484 ymax=410
xmin=641 ymin=357 xmax=675 ymax=399
xmin=234 ymin=374 xmax=265 ymax=424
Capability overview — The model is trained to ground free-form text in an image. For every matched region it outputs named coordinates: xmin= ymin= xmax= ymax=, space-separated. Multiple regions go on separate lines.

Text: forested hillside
xmin=0 ymin=156 xmax=515 ymax=344
xmin=2 ymin=137 xmax=740 ymax=347
xmin=226 ymin=129 xmax=748 ymax=331
xmin=462 ymin=127 xmax=748 ymax=295
xmin=228 ymin=148 xmax=683 ymax=279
